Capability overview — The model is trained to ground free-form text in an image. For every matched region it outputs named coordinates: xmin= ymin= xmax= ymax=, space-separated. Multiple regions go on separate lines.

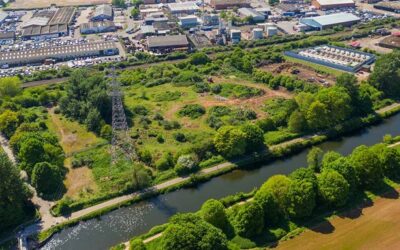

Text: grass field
xmin=284 ymin=56 xmax=345 ymax=78
xmin=276 ymin=188 xmax=400 ymax=250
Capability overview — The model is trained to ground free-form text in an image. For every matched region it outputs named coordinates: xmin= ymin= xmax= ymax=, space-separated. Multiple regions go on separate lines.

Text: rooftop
xmin=315 ymin=0 xmax=355 ymax=5
xmin=94 ymin=4 xmax=113 ymax=18
xmin=167 ymin=2 xmax=199 ymax=12
xmin=302 ymin=12 xmax=360 ymax=26
xmin=49 ymin=7 xmax=76 ymax=25
xmin=238 ymin=7 xmax=264 ymax=17
xmin=22 ymin=17 xmax=50 ymax=28
xmin=0 ymin=31 xmax=15 ymax=40
xmin=0 ymin=11 xmax=8 ymax=22
xmin=147 ymin=34 xmax=189 ymax=48
xmin=22 ymin=24 xmax=68 ymax=37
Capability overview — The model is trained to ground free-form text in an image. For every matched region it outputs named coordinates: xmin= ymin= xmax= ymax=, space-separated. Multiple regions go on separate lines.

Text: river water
xmin=42 ymin=114 xmax=400 ymax=250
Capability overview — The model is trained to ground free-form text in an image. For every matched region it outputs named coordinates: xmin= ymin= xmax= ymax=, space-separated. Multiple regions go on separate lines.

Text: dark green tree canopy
xmin=317 ymin=169 xmax=349 ymax=208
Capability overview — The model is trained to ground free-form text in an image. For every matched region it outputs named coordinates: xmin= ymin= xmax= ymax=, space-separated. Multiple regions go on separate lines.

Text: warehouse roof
xmin=22 ymin=17 xmax=50 ymax=28
xmin=0 ymin=41 xmax=117 ymax=62
xmin=81 ymin=20 xmax=115 ymax=30
xmin=93 ymin=4 xmax=113 ymax=18
xmin=0 ymin=31 xmax=15 ymax=40
xmin=238 ymin=8 xmax=264 ymax=18
xmin=147 ymin=35 xmax=188 ymax=48
xmin=167 ymin=2 xmax=199 ymax=12
xmin=49 ymin=7 xmax=76 ymax=25
xmin=301 ymin=12 xmax=360 ymax=27
xmin=0 ymin=11 xmax=8 ymax=23
xmin=22 ymin=24 xmax=68 ymax=37
xmin=315 ymin=0 xmax=355 ymax=5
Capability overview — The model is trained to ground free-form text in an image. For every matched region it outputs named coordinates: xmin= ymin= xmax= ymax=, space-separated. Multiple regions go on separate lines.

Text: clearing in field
xmin=261 ymin=61 xmax=337 ymax=86
xmin=276 ymin=189 xmax=400 ymax=250
xmin=284 ymin=56 xmax=345 ymax=78
xmin=8 ymin=0 xmax=110 ymax=10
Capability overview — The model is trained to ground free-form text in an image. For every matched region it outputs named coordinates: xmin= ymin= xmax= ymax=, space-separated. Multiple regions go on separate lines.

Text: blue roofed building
xmin=299 ymin=12 xmax=360 ymax=30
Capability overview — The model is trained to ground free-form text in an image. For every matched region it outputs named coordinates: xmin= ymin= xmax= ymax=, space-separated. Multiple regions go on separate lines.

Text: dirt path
xmin=276 ymin=189 xmax=400 ymax=250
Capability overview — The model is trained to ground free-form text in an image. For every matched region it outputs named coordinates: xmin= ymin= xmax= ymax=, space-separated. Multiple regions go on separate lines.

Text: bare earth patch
xmin=276 ymin=190 xmax=400 ymax=250
xmin=260 ymin=62 xmax=336 ymax=86
xmin=64 ymin=158 xmax=98 ymax=198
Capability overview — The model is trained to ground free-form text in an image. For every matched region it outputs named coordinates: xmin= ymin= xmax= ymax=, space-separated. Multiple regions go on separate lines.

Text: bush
xmin=157 ymin=134 xmax=165 ymax=143
xmin=173 ymin=132 xmax=186 ymax=142
xmin=130 ymin=239 xmax=146 ymax=250
xmin=200 ymin=199 xmax=229 ymax=231
xmin=178 ymin=104 xmax=206 ymax=119
xmin=230 ymin=201 xmax=264 ymax=238
xmin=175 ymin=154 xmax=198 ymax=175
xmin=31 ymin=162 xmax=63 ymax=197
xmin=155 ymin=152 xmax=174 ymax=171
xmin=317 ymin=169 xmax=349 ymax=208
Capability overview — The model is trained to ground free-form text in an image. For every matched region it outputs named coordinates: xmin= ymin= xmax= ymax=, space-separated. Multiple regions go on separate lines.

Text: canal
xmin=42 ymin=113 xmax=400 ymax=250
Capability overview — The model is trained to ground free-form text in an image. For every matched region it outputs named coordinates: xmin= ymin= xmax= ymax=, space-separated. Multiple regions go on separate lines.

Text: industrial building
xmin=0 ymin=41 xmax=119 ymax=66
xmin=91 ymin=5 xmax=113 ymax=21
xmin=202 ymin=14 xmax=219 ymax=27
xmin=238 ymin=8 xmax=266 ymax=22
xmin=178 ymin=15 xmax=199 ymax=28
xmin=312 ymin=0 xmax=355 ymax=10
xmin=209 ymin=0 xmax=250 ymax=10
xmin=80 ymin=21 xmax=116 ymax=34
xmin=167 ymin=2 xmax=199 ymax=15
xmin=284 ymin=45 xmax=375 ymax=72
xmin=48 ymin=7 xmax=76 ymax=25
xmin=374 ymin=2 xmax=400 ymax=13
xmin=143 ymin=0 xmax=172 ymax=3
xmin=299 ymin=12 xmax=360 ymax=30
xmin=147 ymin=35 xmax=189 ymax=53
xmin=22 ymin=24 xmax=68 ymax=40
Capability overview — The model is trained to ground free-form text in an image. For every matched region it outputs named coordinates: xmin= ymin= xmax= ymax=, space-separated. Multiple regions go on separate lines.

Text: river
xmin=42 ymin=113 xmax=400 ymax=250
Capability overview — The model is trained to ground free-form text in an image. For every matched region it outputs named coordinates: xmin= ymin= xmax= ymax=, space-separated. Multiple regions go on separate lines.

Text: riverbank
xmin=32 ymin=102 xmax=400 ymax=246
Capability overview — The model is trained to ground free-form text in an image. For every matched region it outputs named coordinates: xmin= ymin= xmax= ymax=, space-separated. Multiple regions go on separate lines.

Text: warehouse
xmin=299 ymin=12 xmax=360 ymax=30
xmin=147 ymin=35 xmax=189 ymax=53
xmin=284 ymin=45 xmax=375 ymax=72
xmin=91 ymin=4 xmax=113 ymax=21
xmin=238 ymin=8 xmax=265 ymax=22
xmin=209 ymin=0 xmax=250 ymax=10
xmin=48 ymin=7 xmax=76 ymax=25
xmin=374 ymin=2 xmax=400 ymax=13
xmin=167 ymin=2 xmax=199 ymax=15
xmin=80 ymin=21 xmax=116 ymax=34
xmin=312 ymin=0 xmax=355 ymax=10
xmin=178 ymin=15 xmax=199 ymax=28
xmin=0 ymin=41 xmax=119 ymax=66
xmin=22 ymin=24 xmax=68 ymax=40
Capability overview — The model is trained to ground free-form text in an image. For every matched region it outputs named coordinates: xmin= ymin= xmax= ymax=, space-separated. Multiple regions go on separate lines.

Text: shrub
xmin=200 ymin=199 xmax=229 ymax=231
xmin=130 ymin=239 xmax=146 ymax=250
xmin=178 ymin=104 xmax=206 ymax=119
xmin=157 ymin=134 xmax=165 ymax=143
xmin=175 ymin=154 xmax=198 ymax=175
xmin=155 ymin=152 xmax=174 ymax=171
xmin=173 ymin=132 xmax=186 ymax=142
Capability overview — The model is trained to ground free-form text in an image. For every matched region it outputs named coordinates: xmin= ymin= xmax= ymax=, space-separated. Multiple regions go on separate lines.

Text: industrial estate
xmin=1 ymin=0 xmax=400 ymax=249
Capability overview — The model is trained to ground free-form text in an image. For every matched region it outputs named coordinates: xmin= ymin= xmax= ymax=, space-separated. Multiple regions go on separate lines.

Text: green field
xmin=284 ymin=56 xmax=345 ymax=77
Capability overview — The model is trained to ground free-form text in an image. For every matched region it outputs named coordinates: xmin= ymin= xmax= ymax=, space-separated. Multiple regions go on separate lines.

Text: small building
xmin=91 ymin=4 xmax=113 ymax=21
xmin=266 ymin=26 xmax=278 ymax=37
xmin=22 ymin=24 xmax=68 ymax=40
xmin=202 ymin=14 xmax=219 ymax=27
xmin=147 ymin=34 xmax=189 ymax=53
xmin=312 ymin=0 xmax=355 ymax=10
xmin=238 ymin=8 xmax=265 ymax=22
xmin=299 ymin=12 xmax=360 ymax=30
xmin=209 ymin=0 xmax=250 ymax=10
xmin=178 ymin=15 xmax=199 ymax=28
xmin=139 ymin=8 xmax=163 ymax=18
xmin=167 ymin=2 xmax=199 ymax=15
xmin=230 ymin=29 xmax=241 ymax=44
xmin=0 ymin=31 xmax=15 ymax=45
xmin=144 ymin=16 xmax=169 ymax=25
xmin=80 ymin=21 xmax=116 ymax=34
xmin=252 ymin=28 xmax=263 ymax=40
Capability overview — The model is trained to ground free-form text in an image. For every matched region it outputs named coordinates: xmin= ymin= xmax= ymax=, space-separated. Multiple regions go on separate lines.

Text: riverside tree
xmin=317 ymin=169 xmax=349 ymax=208
xmin=200 ymin=199 xmax=229 ymax=231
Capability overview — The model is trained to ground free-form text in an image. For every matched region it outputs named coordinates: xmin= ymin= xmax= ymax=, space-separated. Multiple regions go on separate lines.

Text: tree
xmin=0 ymin=77 xmax=21 ymax=98
xmin=254 ymin=175 xmax=291 ymax=224
xmin=286 ymin=180 xmax=316 ymax=218
xmin=162 ymin=213 xmax=228 ymax=250
xmin=189 ymin=52 xmax=210 ymax=65
xmin=112 ymin=0 xmax=126 ymax=7
xmin=155 ymin=152 xmax=174 ymax=170
xmin=131 ymin=167 xmax=151 ymax=190
xmin=175 ymin=154 xmax=198 ymax=175
xmin=0 ymin=110 xmax=19 ymax=138
xmin=18 ymin=138 xmax=46 ymax=175
xmin=307 ymin=147 xmax=323 ymax=172
xmin=317 ymin=169 xmax=349 ymax=208
xmin=0 ymin=153 xmax=31 ymax=231
xmin=214 ymin=126 xmax=247 ymax=158
xmin=231 ymin=201 xmax=264 ymax=238
xmin=31 ymin=162 xmax=63 ymax=197
xmin=200 ymin=199 xmax=229 ymax=231
xmin=289 ymin=167 xmax=317 ymax=190
xmin=130 ymin=239 xmax=146 ymax=250
xmin=255 ymin=118 xmax=275 ymax=132
xmin=85 ymin=108 xmax=103 ymax=134
xmin=369 ymin=51 xmax=400 ymax=98
xmin=100 ymin=124 xmax=112 ymax=140
xmin=130 ymin=7 xmax=139 ymax=19
xmin=323 ymin=157 xmax=357 ymax=193
xmin=321 ymin=151 xmax=342 ymax=169
xmin=349 ymin=145 xmax=383 ymax=189
xmin=306 ymin=101 xmax=329 ymax=130
xmin=288 ymin=110 xmax=308 ymax=133
xmin=240 ymin=123 xmax=265 ymax=152
xmin=370 ymin=144 xmax=400 ymax=178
